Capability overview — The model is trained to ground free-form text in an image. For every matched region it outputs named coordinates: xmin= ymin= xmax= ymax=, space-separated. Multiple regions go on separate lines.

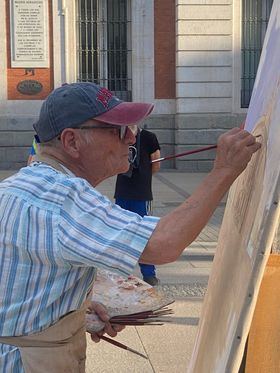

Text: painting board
xmin=188 ymin=2 xmax=280 ymax=372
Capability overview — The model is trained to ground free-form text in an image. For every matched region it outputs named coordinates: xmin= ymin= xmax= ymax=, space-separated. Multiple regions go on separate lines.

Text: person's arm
xmin=151 ymin=149 xmax=161 ymax=174
xmin=27 ymin=138 xmax=38 ymax=165
xmin=140 ymin=127 xmax=261 ymax=264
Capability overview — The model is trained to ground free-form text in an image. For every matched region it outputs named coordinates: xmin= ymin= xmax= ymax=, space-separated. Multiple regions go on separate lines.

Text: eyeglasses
xmin=79 ymin=125 xmax=129 ymax=140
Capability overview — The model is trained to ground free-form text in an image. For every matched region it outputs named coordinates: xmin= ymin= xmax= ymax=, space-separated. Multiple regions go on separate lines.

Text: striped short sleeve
xmin=58 ymin=180 xmax=159 ymax=276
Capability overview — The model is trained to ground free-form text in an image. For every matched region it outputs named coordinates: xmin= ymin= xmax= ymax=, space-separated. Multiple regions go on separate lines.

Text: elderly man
xmin=0 ymin=82 xmax=260 ymax=372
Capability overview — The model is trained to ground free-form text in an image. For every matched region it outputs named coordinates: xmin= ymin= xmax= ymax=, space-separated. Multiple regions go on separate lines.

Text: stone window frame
xmin=56 ymin=0 xmax=155 ymax=104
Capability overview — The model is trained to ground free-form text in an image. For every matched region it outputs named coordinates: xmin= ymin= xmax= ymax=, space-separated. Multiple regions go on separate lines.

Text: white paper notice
xmin=10 ymin=0 xmax=49 ymax=68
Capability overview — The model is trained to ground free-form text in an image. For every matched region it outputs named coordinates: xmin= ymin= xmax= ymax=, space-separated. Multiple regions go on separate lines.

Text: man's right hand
xmin=213 ymin=127 xmax=261 ymax=180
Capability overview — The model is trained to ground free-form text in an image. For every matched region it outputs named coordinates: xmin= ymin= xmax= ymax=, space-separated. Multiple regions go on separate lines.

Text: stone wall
xmin=173 ymin=0 xmax=246 ymax=171
xmin=0 ymin=0 xmax=249 ymax=171
xmin=0 ymin=114 xmax=34 ymax=170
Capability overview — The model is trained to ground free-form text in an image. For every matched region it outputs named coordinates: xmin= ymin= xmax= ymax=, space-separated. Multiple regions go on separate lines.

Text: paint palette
xmin=86 ymin=269 xmax=174 ymax=332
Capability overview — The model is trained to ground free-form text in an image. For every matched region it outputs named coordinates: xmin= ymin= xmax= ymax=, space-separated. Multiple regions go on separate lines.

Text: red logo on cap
xmin=96 ymin=88 xmax=113 ymax=108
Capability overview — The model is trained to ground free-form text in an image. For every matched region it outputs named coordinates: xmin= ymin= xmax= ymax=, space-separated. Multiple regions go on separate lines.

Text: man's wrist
xmin=207 ymin=166 xmax=239 ymax=193
xmin=212 ymin=163 xmax=241 ymax=184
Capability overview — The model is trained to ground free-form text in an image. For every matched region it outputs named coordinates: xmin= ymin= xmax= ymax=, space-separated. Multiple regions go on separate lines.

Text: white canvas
xmin=188 ymin=2 xmax=280 ymax=372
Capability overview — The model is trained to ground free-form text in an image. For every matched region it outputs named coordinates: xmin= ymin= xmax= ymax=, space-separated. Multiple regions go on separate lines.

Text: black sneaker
xmin=143 ymin=276 xmax=160 ymax=286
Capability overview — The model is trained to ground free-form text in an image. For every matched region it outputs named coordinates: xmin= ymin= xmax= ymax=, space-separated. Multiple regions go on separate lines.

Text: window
xmin=77 ymin=0 xmax=132 ymax=100
xmin=241 ymin=0 xmax=274 ymax=108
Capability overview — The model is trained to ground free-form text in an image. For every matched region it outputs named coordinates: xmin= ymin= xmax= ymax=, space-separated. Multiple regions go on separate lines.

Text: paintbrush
xmin=151 ymin=134 xmax=262 ymax=164
xmin=109 ymin=307 xmax=174 ymax=326
xmin=100 ymin=335 xmax=148 ymax=359
xmin=151 ymin=144 xmax=217 ymax=164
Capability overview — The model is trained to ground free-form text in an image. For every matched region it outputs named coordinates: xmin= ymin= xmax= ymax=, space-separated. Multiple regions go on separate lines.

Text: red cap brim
xmin=93 ymin=102 xmax=154 ymax=126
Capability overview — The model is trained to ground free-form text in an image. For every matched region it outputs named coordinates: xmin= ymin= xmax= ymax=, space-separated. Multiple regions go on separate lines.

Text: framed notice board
xmin=6 ymin=0 xmax=53 ymax=100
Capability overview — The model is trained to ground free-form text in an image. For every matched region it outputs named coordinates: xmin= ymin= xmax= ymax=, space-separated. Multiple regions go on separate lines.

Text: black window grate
xmin=77 ymin=0 xmax=132 ymax=101
xmin=241 ymin=0 xmax=274 ymax=108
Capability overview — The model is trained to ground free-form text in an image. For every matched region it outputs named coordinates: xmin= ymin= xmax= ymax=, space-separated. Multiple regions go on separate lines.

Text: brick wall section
xmin=154 ymin=0 xmax=176 ymax=99
xmin=6 ymin=0 xmax=54 ymax=100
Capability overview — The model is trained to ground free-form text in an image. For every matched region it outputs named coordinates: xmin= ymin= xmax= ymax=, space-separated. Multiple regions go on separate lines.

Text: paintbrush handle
xmin=100 ymin=335 xmax=130 ymax=350
xmin=151 ymin=144 xmax=217 ymax=163
xmin=110 ymin=309 xmax=173 ymax=321
xmin=100 ymin=335 xmax=148 ymax=359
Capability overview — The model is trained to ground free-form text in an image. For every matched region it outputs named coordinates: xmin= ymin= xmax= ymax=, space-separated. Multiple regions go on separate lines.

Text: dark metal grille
xmin=241 ymin=0 xmax=274 ymax=108
xmin=77 ymin=0 xmax=132 ymax=101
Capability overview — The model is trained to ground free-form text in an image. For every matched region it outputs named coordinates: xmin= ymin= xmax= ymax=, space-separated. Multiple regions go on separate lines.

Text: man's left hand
xmin=87 ymin=301 xmax=125 ymax=343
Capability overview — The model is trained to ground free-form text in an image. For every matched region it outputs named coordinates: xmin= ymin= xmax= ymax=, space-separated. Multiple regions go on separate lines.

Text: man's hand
xmin=214 ymin=127 xmax=261 ymax=179
xmin=87 ymin=301 xmax=125 ymax=343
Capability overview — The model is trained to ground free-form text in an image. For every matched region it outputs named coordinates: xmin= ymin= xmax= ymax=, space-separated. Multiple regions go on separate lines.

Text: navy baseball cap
xmin=33 ymin=82 xmax=154 ymax=142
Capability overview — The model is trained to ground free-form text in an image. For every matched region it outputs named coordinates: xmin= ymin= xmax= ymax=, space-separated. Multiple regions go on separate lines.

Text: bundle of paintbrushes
xmin=86 ymin=270 xmax=174 ymax=333
xmin=109 ymin=306 xmax=174 ymax=327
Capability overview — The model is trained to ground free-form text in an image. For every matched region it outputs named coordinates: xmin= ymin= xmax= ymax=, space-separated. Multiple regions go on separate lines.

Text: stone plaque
xmin=10 ymin=0 xmax=49 ymax=68
xmin=17 ymin=80 xmax=43 ymax=95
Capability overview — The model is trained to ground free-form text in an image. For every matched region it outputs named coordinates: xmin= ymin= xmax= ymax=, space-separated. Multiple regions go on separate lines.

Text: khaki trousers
xmin=0 ymin=307 xmax=87 ymax=373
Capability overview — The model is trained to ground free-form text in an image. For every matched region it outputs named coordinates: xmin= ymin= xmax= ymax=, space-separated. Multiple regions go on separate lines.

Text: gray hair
xmin=39 ymin=121 xmax=93 ymax=152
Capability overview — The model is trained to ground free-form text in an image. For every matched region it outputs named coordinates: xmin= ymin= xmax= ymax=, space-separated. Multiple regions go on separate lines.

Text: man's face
xmin=79 ymin=122 xmax=136 ymax=185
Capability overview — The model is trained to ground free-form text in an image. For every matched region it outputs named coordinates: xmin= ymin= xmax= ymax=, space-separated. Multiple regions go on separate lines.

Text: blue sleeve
xmin=29 ymin=139 xmax=37 ymax=155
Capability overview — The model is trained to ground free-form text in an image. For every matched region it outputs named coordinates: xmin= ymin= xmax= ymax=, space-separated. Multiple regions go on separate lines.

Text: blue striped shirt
xmin=0 ymin=163 xmax=158 ymax=370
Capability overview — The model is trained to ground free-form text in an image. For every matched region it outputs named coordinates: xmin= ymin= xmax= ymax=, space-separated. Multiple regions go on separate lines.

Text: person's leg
xmin=128 ymin=200 xmax=147 ymax=217
xmin=128 ymin=201 xmax=158 ymax=284
xmin=138 ymin=263 xmax=156 ymax=277
xmin=115 ymin=198 xmax=131 ymax=211
xmin=115 ymin=199 xmax=159 ymax=285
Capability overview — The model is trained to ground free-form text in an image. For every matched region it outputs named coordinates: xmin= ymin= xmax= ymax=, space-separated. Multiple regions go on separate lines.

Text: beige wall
xmin=173 ymin=0 xmax=248 ymax=171
xmin=176 ymin=0 xmax=234 ymax=114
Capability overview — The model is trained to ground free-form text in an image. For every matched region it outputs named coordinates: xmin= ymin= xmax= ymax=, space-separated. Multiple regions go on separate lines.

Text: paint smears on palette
xmin=86 ymin=270 xmax=174 ymax=333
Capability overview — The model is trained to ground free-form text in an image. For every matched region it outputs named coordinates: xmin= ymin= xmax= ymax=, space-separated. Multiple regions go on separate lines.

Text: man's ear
xmin=59 ymin=129 xmax=81 ymax=159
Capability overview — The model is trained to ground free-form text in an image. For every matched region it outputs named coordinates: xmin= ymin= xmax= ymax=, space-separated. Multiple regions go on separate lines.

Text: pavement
xmin=0 ymin=170 xmax=226 ymax=373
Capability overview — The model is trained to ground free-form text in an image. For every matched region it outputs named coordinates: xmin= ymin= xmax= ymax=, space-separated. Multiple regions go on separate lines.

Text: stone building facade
xmin=0 ymin=0 xmax=273 ymax=170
